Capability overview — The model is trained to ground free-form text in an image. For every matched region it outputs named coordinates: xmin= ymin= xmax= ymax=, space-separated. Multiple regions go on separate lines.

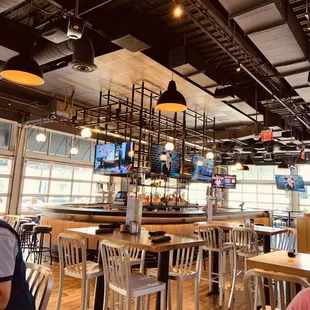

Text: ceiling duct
xmin=214 ymin=85 xmax=234 ymax=99
xmin=0 ymin=0 xmax=24 ymax=14
xmin=69 ymin=35 xmax=97 ymax=72
xmin=218 ymin=0 xmax=310 ymax=115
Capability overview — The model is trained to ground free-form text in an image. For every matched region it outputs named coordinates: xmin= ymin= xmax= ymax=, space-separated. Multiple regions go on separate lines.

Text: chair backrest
xmin=3 ymin=215 xmax=20 ymax=231
xmin=244 ymin=268 xmax=310 ymax=310
xmin=25 ymin=262 xmax=53 ymax=310
xmin=100 ymin=240 xmax=131 ymax=293
xmin=232 ymin=228 xmax=258 ymax=256
xmin=58 ymin=233 xmax=87 ymax=277
xmin=169 ymin=246 xmax=202 ymax=275
xmin=198 ymin=224 xmax=224 ymax=250
xmin=272 ymin=227 xmax=297 ymax=251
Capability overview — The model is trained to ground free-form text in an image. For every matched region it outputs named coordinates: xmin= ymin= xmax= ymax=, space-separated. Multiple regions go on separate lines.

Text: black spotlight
xmin=69 ymin=35 xmax=97 ymax=72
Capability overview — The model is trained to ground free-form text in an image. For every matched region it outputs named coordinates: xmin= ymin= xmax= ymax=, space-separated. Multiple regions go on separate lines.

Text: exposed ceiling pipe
xmin=178 ymin=0 xmax=310 ymax=130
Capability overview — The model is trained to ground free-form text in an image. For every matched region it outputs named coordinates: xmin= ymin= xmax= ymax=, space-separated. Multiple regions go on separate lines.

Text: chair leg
xmin=228 ymin=251 xmax=237 ymax=309
xmin=126 ymin=293 xmax=131 ymax=310
xmin=56 ymin=271 xmax=64 ymax=310
xmin=111 ymin=290 xmax=115 ymax=310
xmin=160 ymin=289 xmax=166 ymax=310
xmin=177 ymin=279 xmax=183 ymax=310
xmin=135 ymin=297 xmax=141 ymax=310
xmin=208 ymin=250 xmax=212 ymax=293
xmin=85 ymin=280 xmax=90 ymax=310
xmin=146 ymin=294 xmax=150 ymax=310
xmin=168 ymin=280 xmax=172 ymax=310
xmin=194 ymin=276 xmax=200 ymax=310
xmin=119 ymin=295 xmax=124 ymax=310
xmin=218 ymin=253 xmax=223 ymax=307
xmin=81 ymin=279 xmax=87 ymax=310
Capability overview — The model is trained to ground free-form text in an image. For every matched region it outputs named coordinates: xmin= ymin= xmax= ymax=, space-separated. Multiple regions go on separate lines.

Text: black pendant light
xmin=1 ymin=54 xmax=44 ymax=86
xmin=239 ymin=165 xmax=249 ymax=171
xmin=243 ymin=155 xmax=255 ymax=166
xmin=156 ymin=80 xmax=187 ymax=112
xmin=277 ymin=160 xmax=289 ymax=170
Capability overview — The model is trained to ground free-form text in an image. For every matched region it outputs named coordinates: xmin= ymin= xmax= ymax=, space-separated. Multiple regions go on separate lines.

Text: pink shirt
xmin=287 ymin=288 xmax=310 ymax=310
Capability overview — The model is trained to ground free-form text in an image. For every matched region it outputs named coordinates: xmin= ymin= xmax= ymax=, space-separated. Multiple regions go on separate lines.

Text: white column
xmin=8 ymin=126 xmax=28 ymax=215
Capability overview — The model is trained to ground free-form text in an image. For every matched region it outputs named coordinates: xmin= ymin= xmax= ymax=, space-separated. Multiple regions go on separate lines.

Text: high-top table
xmin=195 ymin=221 xmax=288 ymax=294
xmin=66 ymin=227 xmax=205 ymax=310
xmin=247 ymin=251 xmax=310 ymax=278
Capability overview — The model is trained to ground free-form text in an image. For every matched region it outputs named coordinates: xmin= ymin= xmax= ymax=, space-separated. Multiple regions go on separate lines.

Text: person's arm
xmin=0 ymin=228 xmax=18 ymax=310
xmin=0 ymin=280 xmax=11 ymax=310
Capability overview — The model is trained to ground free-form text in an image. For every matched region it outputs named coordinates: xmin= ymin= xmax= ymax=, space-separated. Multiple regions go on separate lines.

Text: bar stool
xmin=27 ymin=225 xmax=53 ymax=265
xmin=56 ymin=233 xmax=104 ymax=310
xmin=20 ymin=222 xmax=37 ymax=251
xmin=228 ymin=228 xmax=258 ymax=309
xmin=198 ymin=224 xmax=233 ymax=307
xmin=100 ymin=240 xmax=166 ymax=310
xmin=148 ymin=245 xmax=202 ymax=310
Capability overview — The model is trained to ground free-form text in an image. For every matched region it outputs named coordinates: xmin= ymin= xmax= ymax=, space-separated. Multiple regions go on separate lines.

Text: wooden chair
xmin=228 ymin=228 xmax=258 ymax=309
xmin=272 ymin=227 xmax=297 ymax=252
xmin=3 ymin=215 xmax=20 ymax=231
xmin=100 ymin=240 xmax=166 ymax=310
xmin=25 ymin=262 xmax=53 ymax=310
xmin=198 ymin=224 xmax=233 ymax=307
xmin=56 ymin=233 xmax=104 ymax=310
xmin=148 ymin=245 xmax=202 ymax=310
xmin=244 ymin=268 xmax=310 ymax=310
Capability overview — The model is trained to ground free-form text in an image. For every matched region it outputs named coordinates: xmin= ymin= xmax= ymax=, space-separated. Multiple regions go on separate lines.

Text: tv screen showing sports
xmin=275 ymin=175 xmax=305 ymax=192
xmin=94 ymin=142 xmax=134 ymax=175
xmin=151 ymin=144 xmax=181 ymax=178
xmin=191 ymin=155 xmax=214 ymax=182
xmin=212 ymin=174 xmax=236 ymax=189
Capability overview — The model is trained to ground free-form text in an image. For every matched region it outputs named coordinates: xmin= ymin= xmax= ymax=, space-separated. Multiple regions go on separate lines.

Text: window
xmin=188 ymin=182 xmax=208 ymax=205
xmin=0 ymin=122 xmax=11 ymax=150
xmin=228 ymin=166 xmax=291 ymax=211
xmin=27 ymin=128 xmax=49 ymax=154
xmin=49 ymin=132 xmax=70 ymax=157
xmin=0 ymin=158 xmax=13 ymax=213
xmin=21 ymin=161 xmax=114 ymax=211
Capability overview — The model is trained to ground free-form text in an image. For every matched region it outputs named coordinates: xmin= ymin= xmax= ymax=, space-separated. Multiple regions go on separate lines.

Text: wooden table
xmin=247 ymin=251 xmax=310 ymax=279
xmin=66 ymin=227 xmax=205 ymax=310
xmin=197 ymin=222 xmax=287 ymax=293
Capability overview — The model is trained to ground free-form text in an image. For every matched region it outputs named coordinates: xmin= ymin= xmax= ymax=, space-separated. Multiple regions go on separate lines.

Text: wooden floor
xmin=45 ymin=262 xmax=247 ymax=310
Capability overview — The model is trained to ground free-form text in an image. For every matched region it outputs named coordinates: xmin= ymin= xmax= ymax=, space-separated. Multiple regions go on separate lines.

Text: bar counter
xmin=38 ymin=203 xmax=271 ymax=249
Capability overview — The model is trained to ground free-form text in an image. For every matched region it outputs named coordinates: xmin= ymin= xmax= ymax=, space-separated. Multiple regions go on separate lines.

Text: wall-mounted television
xmin=191 ymin=155 xmax=213 ymax=182
xmin=151 ymin=144 xmax=181 ymax=178
xmin=212 ymin=174 xmax=236 ymax=189
xmin=94 ymin=142 xmax=134 ymax=175
xmin=275 ymin=175 xmax=305 ymax=192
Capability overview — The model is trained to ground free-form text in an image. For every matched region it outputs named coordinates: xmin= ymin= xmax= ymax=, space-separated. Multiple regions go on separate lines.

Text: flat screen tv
xmin=94 ymin=142 xmax=134 ymax=175
xmin=151 ymin=144 xmax=181 ymax=178
xmin=212 ymin=174 xmax=236 ymax=189
xmin=191 ymin=155 xmax=214 ymax=182
xmin=275 ymin=175 xmax=305 ymax=192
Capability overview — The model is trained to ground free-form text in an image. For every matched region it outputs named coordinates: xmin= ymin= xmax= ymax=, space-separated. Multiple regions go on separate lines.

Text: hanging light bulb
xmin=206 ymin=151 xmax=214 ymax=160
xmin=165 ymin=142 xmax=174 ymax=151
xmin=70 ymin=147 xmax=79 ymax=155
xmin=81 ymin=128 xmax=92 ymax=138
xmin=160 ymin=152 xmax=167 ymax=161
xmin=173 ymin=5 xmax=183 ymax=18
xmin=36 ymin=133 xmax=47 ymax=144
xmin=235 ymin=161 xmax=242 ymax=170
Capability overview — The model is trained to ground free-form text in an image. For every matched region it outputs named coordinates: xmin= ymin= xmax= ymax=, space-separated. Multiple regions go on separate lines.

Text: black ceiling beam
xmin=169 ymin=45 xmax=284 ymax=129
